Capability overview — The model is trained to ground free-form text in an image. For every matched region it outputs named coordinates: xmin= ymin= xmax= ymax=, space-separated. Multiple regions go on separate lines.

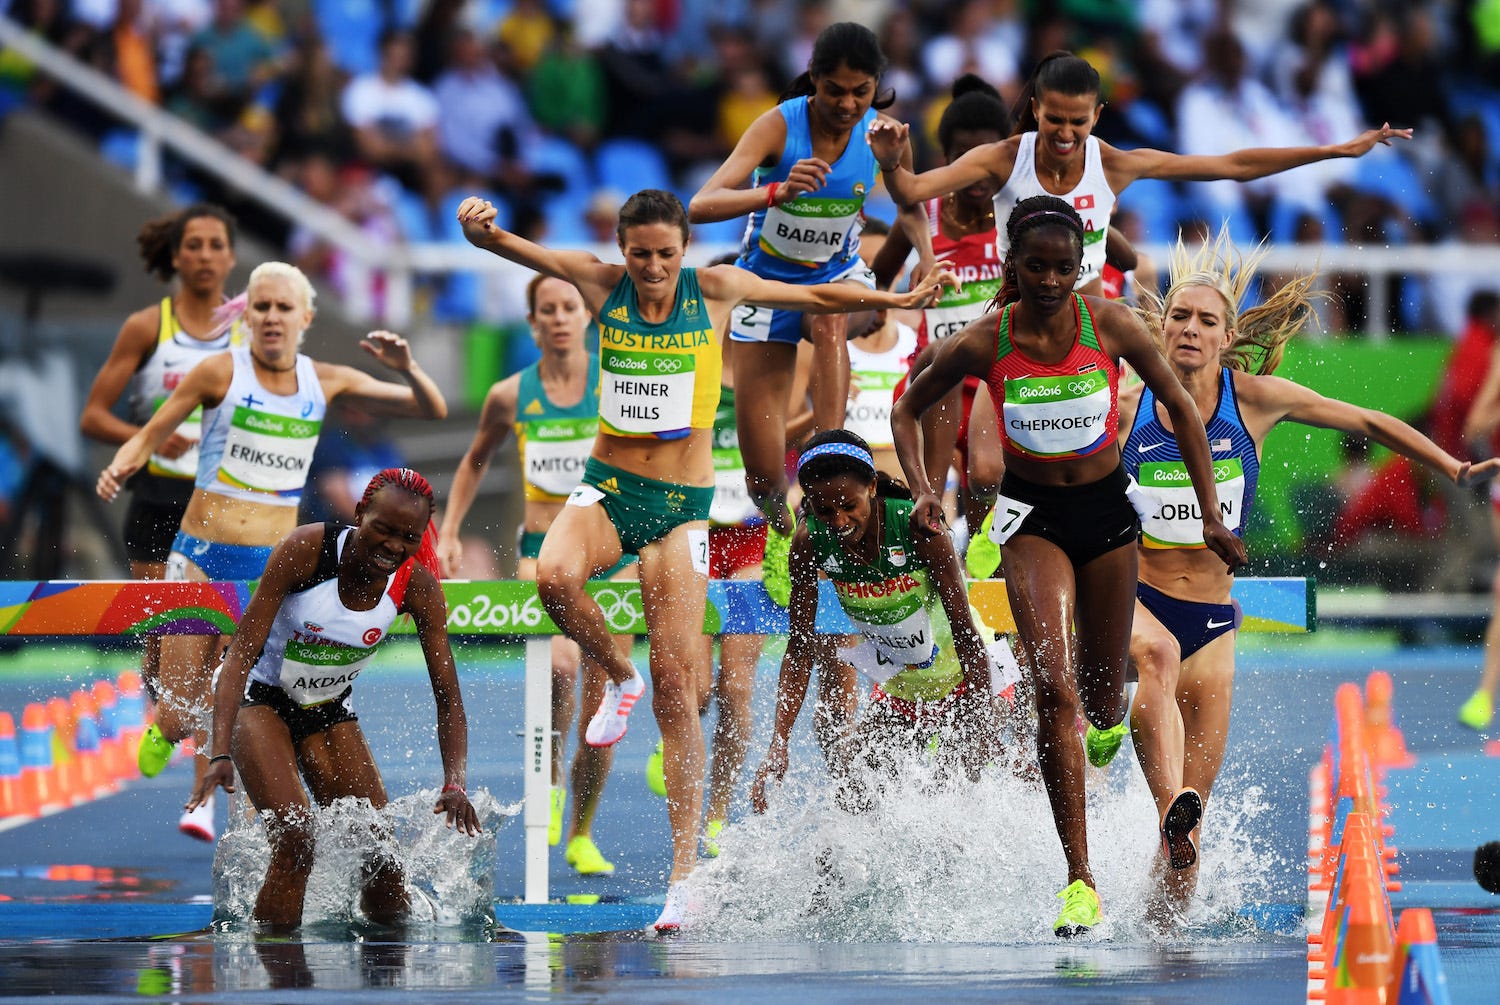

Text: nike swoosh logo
xmin=932 ymin=248 xmax=959 ymax=263
xmin=1206 ymin=618 xmax=1232 ymax=629
xmin=1137 ymin=443 xmax=1164 ymax=453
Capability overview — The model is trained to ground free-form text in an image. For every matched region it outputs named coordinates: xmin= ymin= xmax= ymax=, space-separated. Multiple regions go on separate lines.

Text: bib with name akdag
xmin=281 ymin=635 xmax=376 ymax=705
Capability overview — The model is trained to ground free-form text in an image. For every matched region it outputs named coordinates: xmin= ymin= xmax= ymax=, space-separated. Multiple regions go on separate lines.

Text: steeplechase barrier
xmin=0 ymin=576 xmax=1314 ymax=904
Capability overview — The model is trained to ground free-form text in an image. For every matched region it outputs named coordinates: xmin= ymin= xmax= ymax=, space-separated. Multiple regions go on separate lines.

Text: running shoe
xmin=137 ymin=723 xmax=175 ymax=778
xmin=761 ymin=511 xmax=796 ymax=607
xmin=1053 ymin=879 xmax=1101 ymax=937
xmin=548 ymin=786 xmax=565 ymax=847
xmin=646 ymin=741 xmax=667 ymax=798
xmin=179 ymin=793 xmax=214 ymax=842
xmin=653 ymin=882 xmax=695 ymax=934
xmin=1459 ymin=690 xmax=1494 ymax=731
xmin=1161 ymin=787 xmax=1203 ymax=870
xmin=703 ymin=818 xmax=724 ymax=858
xmin=584 ymin=669 xmax=646 ymax=747
xmin=564 ymin=835 xmax=615 ymax=875
xmin=1085 ymin=720 xmax=1128 ymax=768
xmin=965 ymin=508 xmax=1002 ymax=579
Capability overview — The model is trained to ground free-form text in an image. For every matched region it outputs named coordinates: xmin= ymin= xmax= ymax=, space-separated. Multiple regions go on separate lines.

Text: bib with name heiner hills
xmin=249 ymin=525 xmax=413 ymax=706
xmin=596 ymin=269 xmax=721 ymax=440
xmin=1123 ymin=366 xmax=1259 ymax=548
xmin=988 ymin=293 xmax=1119 ymax=461
xmin=198 ymin=346 xmax=326 ymax=506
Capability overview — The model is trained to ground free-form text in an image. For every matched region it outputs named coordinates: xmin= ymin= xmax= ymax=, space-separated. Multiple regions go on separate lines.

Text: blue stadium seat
xmin=1115 ymin=177 xmax=1181 ymax=244
xmin=539 ymin=191 xmax=593 ymax=245
xmin=1351 ymin=152 xmax=1437 ymax=226
xmin=594 ymin=138 xmax=672 ymax=195
xmin=99 ymin=128 xmax=138 ymax=171
xmin=313 ymin=0 xmax=385 ymax=76
xmin=430 ymin=188 xmax=509 ymax=324
xmin=390 ymin=186 xmax=436 ymax=244
xmin=525 ymin=134 xmax=593 ymax=197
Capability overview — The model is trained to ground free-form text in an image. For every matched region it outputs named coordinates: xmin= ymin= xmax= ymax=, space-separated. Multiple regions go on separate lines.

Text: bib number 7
xmin=986 ymin=496 xmax=1035 ymax=547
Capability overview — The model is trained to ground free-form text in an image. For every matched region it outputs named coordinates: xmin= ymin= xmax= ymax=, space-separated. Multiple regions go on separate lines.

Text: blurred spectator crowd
xmin=1 ymin=0 xmax=1499 ymax=333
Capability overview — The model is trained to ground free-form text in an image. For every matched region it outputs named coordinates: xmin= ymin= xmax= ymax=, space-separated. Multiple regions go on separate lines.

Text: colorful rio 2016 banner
xmin=0 ymin=579 xmax=1316 ymax=639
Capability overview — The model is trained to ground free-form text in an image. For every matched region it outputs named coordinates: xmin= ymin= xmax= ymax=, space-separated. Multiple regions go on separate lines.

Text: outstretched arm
xmin=1260 ymin=374 xmax=1499 ymax=486
xmin=688 ymin=111 xmax=813 ymax=224
xmin=97 ymin=354 xmax=232 ymax=501
xmin=702 ymin=261 xmax=957 ymax=317
xmin=438 ymin=378 xmax=519 ymax=576
xmin=407 ymin=567 xmax=481 ymax=834
xmin=456 ymin=196 xmax=620 ymax=312
xmin=1108 ymin=124 xmax=1411 ymax=187
xmin=317 ymin=331 xmax=448 ymax=420
xmin=751 ymin=530 xmax=819 ymax=813
xmin=867 ymin=123 xmax=1014 ymax=207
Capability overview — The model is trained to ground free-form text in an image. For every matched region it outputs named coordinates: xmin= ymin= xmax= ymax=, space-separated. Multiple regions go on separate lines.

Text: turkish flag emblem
xmin=1074 ymin=195 xmax=1095 ymax=210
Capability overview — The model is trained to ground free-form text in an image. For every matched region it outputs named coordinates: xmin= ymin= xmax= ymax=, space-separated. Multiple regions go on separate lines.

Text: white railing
xmin=5 ymin=12 xmax=1499 ymax=334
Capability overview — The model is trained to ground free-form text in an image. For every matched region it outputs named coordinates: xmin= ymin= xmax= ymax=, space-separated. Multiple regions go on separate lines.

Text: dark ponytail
xmin=1010 ymin=51 xmax=1101 ymax=136
xmin=937 ymin=74 xmax=1011 ymax=154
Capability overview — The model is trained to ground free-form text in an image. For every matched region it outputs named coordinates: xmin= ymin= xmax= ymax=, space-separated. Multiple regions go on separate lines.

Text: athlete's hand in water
xmin=1456 ymin=459 xmax=1500 ymax=487
xmin=910 ymin=491 xmax=947 ymax=538
xmin=435 ymin=785 xmax=482 ymax=836
xmin=865 ymin=119 xmax=909 ymax=171
xmin=902 ymin=266 xmax=960 ymax=310
xmin=1340 ymin=122 xmax=1413 ymax=157
xmin=361 ymin=330 xmax=414 ymax=372
xmin=777 ymin=158 xmax=831 ymax=203
xmin=186 ymin=756 xmax=236 ymax=812
xmin=751 ymin=746 xmax=790 ymax=814
xmin=1203 ymin=518 xmax=1247 ymax=573
xmin=455 ymin=196 xmax=501 ymax=244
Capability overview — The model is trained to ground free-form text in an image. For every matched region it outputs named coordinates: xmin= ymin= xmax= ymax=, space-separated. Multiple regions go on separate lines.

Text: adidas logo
xmin=822 ymin=556 xmax=842 ymax=572
xmin=524 ymin=399 xmax=544 ymax=415
xmin=607 ymin=305 xmax=630 ymax=322
xmin=599 ymin=477 xmax=620 ymax=494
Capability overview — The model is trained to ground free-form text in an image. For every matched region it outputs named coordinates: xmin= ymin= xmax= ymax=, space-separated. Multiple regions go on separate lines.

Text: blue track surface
xmin=0 ymin=635 xmax=1493 ymax=1001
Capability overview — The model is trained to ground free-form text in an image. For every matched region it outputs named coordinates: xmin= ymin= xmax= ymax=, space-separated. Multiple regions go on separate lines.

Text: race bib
xmin=523 ymin=418 xmax=595 ymax=497
xmin=599 ymin=349 xmax=695 ymax=434
xmin=1002 ymin=371 xmax=1112 ymax=458
xmin=216 ymin=406 xmax=321 ymax=494
xmin=280 ymin=640 xmax=371 ymax=706
xmin=1134 ymin=458 xmax=1245 ymax=548
xmin=759 ymin=198 xmax=860 ymax=266
xmin=848 ymin=603 xmax=937 ymax=668
xmin=986 ymin=496 xmax=1035 ymax=547
xmin=710 ymin=452 xmax=758 ymax=525
xmin=845 ymin=369 xmax=900 ymax=449
xmin=147 ymin=404 xmax=203 ymax=479
xmin=567 ymin=483 xmax=606 ymax=509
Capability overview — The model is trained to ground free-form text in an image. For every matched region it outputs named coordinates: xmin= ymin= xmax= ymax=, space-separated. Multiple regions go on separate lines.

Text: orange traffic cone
xmin=0 ymin=711 xmax=27 ymax=817
xmin=114 ymin=671 xmax=146 ymax=779
xmin=1365 ymin=672 xmax=1415 ymax=770
xmin=1387 ymin=908 xmax=1452 ymax=1004
xmin=71 ymin=690 xmax=113 ymax=800
xmin=90 ymin=680 xmax=128 ymax=784
xmin=19 ymin=703 xmax=64 ymax=814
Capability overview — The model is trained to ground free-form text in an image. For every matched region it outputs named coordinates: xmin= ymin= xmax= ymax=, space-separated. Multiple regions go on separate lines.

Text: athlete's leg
xmin=706 ymin=566 xmax=766 ymax=824
xmin=299 ymin=721 xmax=407 ymax=926
xmin=965 ymin=386 xmax=1003 ymax=520
xmin=1001 ymin=534 xmax=1092 ymax=888
xmin=1127 ymin=600 xmax=1186 ymax=821
xmin=230 ymin=705 xmax=317 ymax=930
xmin=805 ymin=312 xmax=856 ymax=435
xmin=733 ymin=341 xmax=800 ymax=534
xmin=637 ymin=521 xmax=711 ymax=882
xmin=535 ymin=504 xmax=634 ymax=684
xmin=566 ymin=562 xmax=638 ymax=843
xmin=1074 ymin=543 xmax=1138 ymax=734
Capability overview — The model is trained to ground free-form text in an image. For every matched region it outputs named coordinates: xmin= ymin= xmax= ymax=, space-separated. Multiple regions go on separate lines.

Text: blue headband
xmin=798 ymin=441 xmax=876 ymax=476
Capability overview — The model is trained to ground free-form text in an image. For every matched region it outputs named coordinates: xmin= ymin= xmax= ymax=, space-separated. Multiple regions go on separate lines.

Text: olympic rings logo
xmin=1214 ymin=463 xmax=1237 ymax=480
xmin=653 ymin=358 xmax=685 ymax=374
xmin=593 ymin=586 xmax=643 ymax=633
xmin=1066 ymin=379 xmax=1101 ymax=395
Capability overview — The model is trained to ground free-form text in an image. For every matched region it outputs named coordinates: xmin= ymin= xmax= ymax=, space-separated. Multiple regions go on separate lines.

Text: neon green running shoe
xmin=548 ymin=786 xmax=566 ymax=847
xmin=761 ymin=511 xmax=796 ymax=607
xmin=1085 ymin=721 xmax=1128 ymax=768
xmin=1053 ymin=879 xmax=1101 ymax=937
xmin=1459 ymin=690 xmax=1494 ymax=731
xmin=703 ymin=818 xmax=724 ymax=858
xmin=564 ymin=835 xmax=615 ymax=876
xmin=966 ymin=508 xmax=1002 ymax=579
xmin=137 ymin=723 xmax=175 ymax=778
xmin=646 ymin=741 xmax=667 ymax=798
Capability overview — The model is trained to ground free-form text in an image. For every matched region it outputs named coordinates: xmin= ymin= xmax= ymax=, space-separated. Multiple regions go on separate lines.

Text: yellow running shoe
xmin=1459 ymin=690 xmax=1493 ymax=731
xmin=646 ymin=741 xmax=667 ymax=798
xmin=548 ymin=786 xmax=565 ymax=846
xmin=137 ymin=723 xmax=175 ymax=778
xmin=1053 ymin=879 xmax=1101 ymax=937
xmin=564 ymin=835 xmax=615 ymax=875
xmin=761 ymin=511 xmax=796 ymax=607
xmin=965 ymin=508 xmax=1002 ymax=579
xmin=703 ymin=818 xmax=724 ymax=858
xmin=1085 ymin=721 xmax=1128 ymax=768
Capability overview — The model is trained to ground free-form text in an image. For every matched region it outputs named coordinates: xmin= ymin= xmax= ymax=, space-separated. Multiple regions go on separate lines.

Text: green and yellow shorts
xmin=569 ymin=457 xmax=713 ymax=556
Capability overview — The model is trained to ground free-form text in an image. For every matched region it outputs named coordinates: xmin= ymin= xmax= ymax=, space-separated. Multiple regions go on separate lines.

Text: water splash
xmin=680 ymin=752 xmax=1280 ymax=944
xmin=211 ymin=788 xmax=515 ymax=932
